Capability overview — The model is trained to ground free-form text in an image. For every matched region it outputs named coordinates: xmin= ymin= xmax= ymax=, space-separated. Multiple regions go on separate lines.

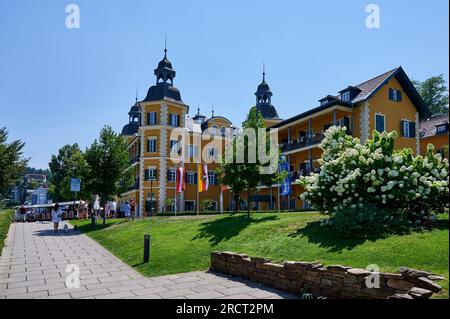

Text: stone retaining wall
xmin=210 ymin=251 xmax=443 ymax=299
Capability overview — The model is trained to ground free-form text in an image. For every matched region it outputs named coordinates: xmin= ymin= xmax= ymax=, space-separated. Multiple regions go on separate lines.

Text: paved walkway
xmin=0 ymin=222 xmax=296 ymax=299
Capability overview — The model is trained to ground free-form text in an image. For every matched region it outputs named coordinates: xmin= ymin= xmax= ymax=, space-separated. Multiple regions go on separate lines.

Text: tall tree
xmin=48 ymin=143 xmax=88 ymax=202
xmin=220 ymin=107 xmax=282 ymax=218
xmin=0 ymin=128 xmax=28 ymax=198
xmin=413 ymin=75 xmax=449 ymax=117
xmin=84 ymin=126 xmax=132 ymax=223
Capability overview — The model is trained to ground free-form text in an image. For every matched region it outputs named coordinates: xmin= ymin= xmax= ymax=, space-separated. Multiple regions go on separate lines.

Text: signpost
xmin=70 ymin=178 xmax=81 ymax=214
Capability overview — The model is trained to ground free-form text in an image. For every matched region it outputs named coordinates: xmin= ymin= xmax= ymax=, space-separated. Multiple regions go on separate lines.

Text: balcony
xmin=281 ymin=133 xmax=325 ymax=153
xmin=130 ymin=155 xmax=140 ymax=165
xmin=128 ymin=178 xmax=140 ymax=191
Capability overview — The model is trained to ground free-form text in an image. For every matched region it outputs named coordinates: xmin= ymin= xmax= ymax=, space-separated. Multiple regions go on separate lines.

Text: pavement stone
xmin=0 ymin=221 xmax=298 ymax=300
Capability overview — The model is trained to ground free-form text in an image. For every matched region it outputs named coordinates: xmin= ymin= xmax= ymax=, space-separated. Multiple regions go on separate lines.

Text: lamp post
xmin=150 ymin=177 xmax=154 ymax=216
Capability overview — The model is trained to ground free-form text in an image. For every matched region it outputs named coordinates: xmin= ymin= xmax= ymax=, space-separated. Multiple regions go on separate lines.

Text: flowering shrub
xmin=299 ymin=126 xmax=449 ymax=234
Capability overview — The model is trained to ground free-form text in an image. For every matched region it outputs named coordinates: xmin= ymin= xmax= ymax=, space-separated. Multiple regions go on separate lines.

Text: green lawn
xmin=0 ymin=210 xmax=14 ymax=255
xmin=71 ymin=212 xmax=449 ymax=298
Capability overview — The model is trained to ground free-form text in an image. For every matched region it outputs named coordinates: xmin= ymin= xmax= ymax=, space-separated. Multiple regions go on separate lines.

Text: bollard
xmin=74 ymin=225 xmax=78 ymax=231
xmin=143 ymin=234 xmax=150 ymax=263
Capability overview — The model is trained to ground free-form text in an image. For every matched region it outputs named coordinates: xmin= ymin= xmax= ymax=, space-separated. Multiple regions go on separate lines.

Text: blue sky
xmin=0 ymin=0 xmax=448 ymax=169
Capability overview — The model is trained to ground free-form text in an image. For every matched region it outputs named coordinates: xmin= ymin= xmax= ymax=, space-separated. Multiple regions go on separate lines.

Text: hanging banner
xmin=279 ymin=155 xmax=291 ymax=196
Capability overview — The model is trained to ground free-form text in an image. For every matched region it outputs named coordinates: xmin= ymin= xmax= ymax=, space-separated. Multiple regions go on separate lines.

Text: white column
xmin=415 ymin=112 xmax=420 ymax=155
xmin=360 ymin=101 xmax=370 ymax=143
xmin=158 ymin=103 xmax=168 ymax=213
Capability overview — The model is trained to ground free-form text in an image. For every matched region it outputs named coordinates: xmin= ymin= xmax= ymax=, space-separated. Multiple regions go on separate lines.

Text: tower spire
xmin=211 ymin=103 xmax=215 ymax=117
xmin=262 ymin=61 xmax=266 ymax=83
xmin=164 ymin=34 xmax=168 ymax=58
xmin=135 ymin=88 xmax=138 ymax=103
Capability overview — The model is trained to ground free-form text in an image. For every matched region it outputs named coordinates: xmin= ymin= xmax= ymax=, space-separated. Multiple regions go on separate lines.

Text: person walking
xmin=130 ymin=198 xmax=136 ymax=220
xmin=19 ymin=205 xmax=27 ymax=223
xmin=123 ymin=201 xmax=131 ymax=221
xmin=110 ymin=199 xmax=117 ymax=218
xmin=51 ymin=204 xmax=63 ymax=233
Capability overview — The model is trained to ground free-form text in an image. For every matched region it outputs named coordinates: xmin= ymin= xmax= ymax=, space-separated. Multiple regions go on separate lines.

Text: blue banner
xmin=279 ymin=155 xmax=292 ymax=196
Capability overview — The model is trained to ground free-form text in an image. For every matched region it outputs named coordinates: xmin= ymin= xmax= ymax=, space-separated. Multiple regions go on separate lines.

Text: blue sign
xmin=279 ymin=155 xmax=292 ymax=196
xmin=70 ymin=178 xmax=81 ymax=192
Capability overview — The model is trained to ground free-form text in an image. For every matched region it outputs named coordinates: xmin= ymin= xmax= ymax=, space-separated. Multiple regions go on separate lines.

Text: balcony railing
xmin=128 ymin=178 xmax=140 ymax=191
xmin=281 ymin=133 xmax=325 ymax=153
xmin=130 ymin=155 xmax=140 ymax=165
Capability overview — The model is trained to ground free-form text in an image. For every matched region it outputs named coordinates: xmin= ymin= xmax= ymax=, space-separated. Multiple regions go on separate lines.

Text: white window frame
xmin=148 ymin=137 xmax=157 ymax=153
xmin=147 ymin=167 xmax=157 ymax=181
xmin=168 ymin=169 xmax=176 ymax=182
xmin=170 ymin=113 xmax=179 ymax=127
xmin=341 ymin=91 xmax=350 ymax=102
xmin=148 ymin=112 xmax=157 ymax=125
xmin=437 ymin=125 xmax=446 ymax=133
xmin=208 ymin=171 xmax=216 ymax=185
xmin=403 ymin=120 xmax=411 ymax=138
xmin=375 ymin=113 xmax=385 ymax=133
xmin=186 ymin=172 xmax=195 ymax=184
xmin=392 ymin=89 xmax=398 ymax=102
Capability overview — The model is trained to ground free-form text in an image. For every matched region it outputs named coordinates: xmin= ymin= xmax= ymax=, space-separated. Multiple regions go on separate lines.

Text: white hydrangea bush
xmin=299 ymin=126 xmax=449 ymax=227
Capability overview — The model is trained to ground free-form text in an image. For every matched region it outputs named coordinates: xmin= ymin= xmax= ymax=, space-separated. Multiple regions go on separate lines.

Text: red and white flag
xmin=202 ymin=164 xmax=209 ymax=192
xmin=176 ymin=166 xmax=186 ymax=194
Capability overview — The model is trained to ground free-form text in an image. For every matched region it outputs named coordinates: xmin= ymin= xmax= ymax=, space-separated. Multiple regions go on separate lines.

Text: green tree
xmin=0 ymin=128 xmax=28 ymax=198
xmin=220 ymin=107 xmax=282 ymax=218
xmin=27 ymin=180 xmax=39 ymax=191
xmin=49 ymin=143 xmax=88 ymax=202
xmin=84 ymin=126 xmax=132 ymax=224
xmin=413 ymin=75 xmax=449 ymax=117
xmin=200 ymin=199 xmax=214 ymax=211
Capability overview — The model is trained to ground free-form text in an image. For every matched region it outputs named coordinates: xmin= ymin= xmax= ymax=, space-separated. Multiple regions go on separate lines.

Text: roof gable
xmin=352 ymin=67 xmax=431 ymax=118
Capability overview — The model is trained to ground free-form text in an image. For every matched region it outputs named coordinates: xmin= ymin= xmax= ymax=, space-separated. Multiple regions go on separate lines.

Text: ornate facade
xmin=120 ymin=49 xmax=431 ymax=214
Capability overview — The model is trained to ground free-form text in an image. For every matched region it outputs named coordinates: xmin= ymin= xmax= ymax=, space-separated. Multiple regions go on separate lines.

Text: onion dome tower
xmin=142 ymin=42 xmax=183 ymax=104
xmin=121 ymin=97 xmax=141 ymax=136
xmin=254 ymin=65 xmax=281 ymax=123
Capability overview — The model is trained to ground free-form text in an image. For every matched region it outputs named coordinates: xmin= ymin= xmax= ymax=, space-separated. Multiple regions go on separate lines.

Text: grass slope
xmin=72 ymin=212 xmax=449 ymax=298
xmin=0 ymin=210 xmax=14 ymax=255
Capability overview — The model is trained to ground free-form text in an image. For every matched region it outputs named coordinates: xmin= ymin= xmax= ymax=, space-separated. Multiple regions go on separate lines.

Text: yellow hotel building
xmin=120 ymin=48 xmax=431 ymax=215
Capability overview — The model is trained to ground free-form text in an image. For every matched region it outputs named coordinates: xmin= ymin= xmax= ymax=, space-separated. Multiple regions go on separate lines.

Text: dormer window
xmin=321 ymin=100 xmax=328 ymax=106
xmin=437 ymin=124 xmax=447 ymax=134
xmin=341 ymin=91 xmax=351 ymax=102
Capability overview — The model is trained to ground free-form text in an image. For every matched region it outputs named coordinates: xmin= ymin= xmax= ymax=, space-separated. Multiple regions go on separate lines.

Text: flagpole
xmin=174 ymin=188 xmax=177 ymax=217
xmin=277 ymin=184 xmax=280 ymax=213
xmin=220 ymin=185 xmax=223 ymax=214
xmin=196 ymin=163 xmax=200 ymax=216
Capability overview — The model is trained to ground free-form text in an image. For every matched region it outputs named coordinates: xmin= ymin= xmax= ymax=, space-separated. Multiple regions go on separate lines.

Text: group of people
xmin=16 ymin=197 xmax=137 ymax=233
xmin=121 ymin=198 xmax=136 ymax=221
